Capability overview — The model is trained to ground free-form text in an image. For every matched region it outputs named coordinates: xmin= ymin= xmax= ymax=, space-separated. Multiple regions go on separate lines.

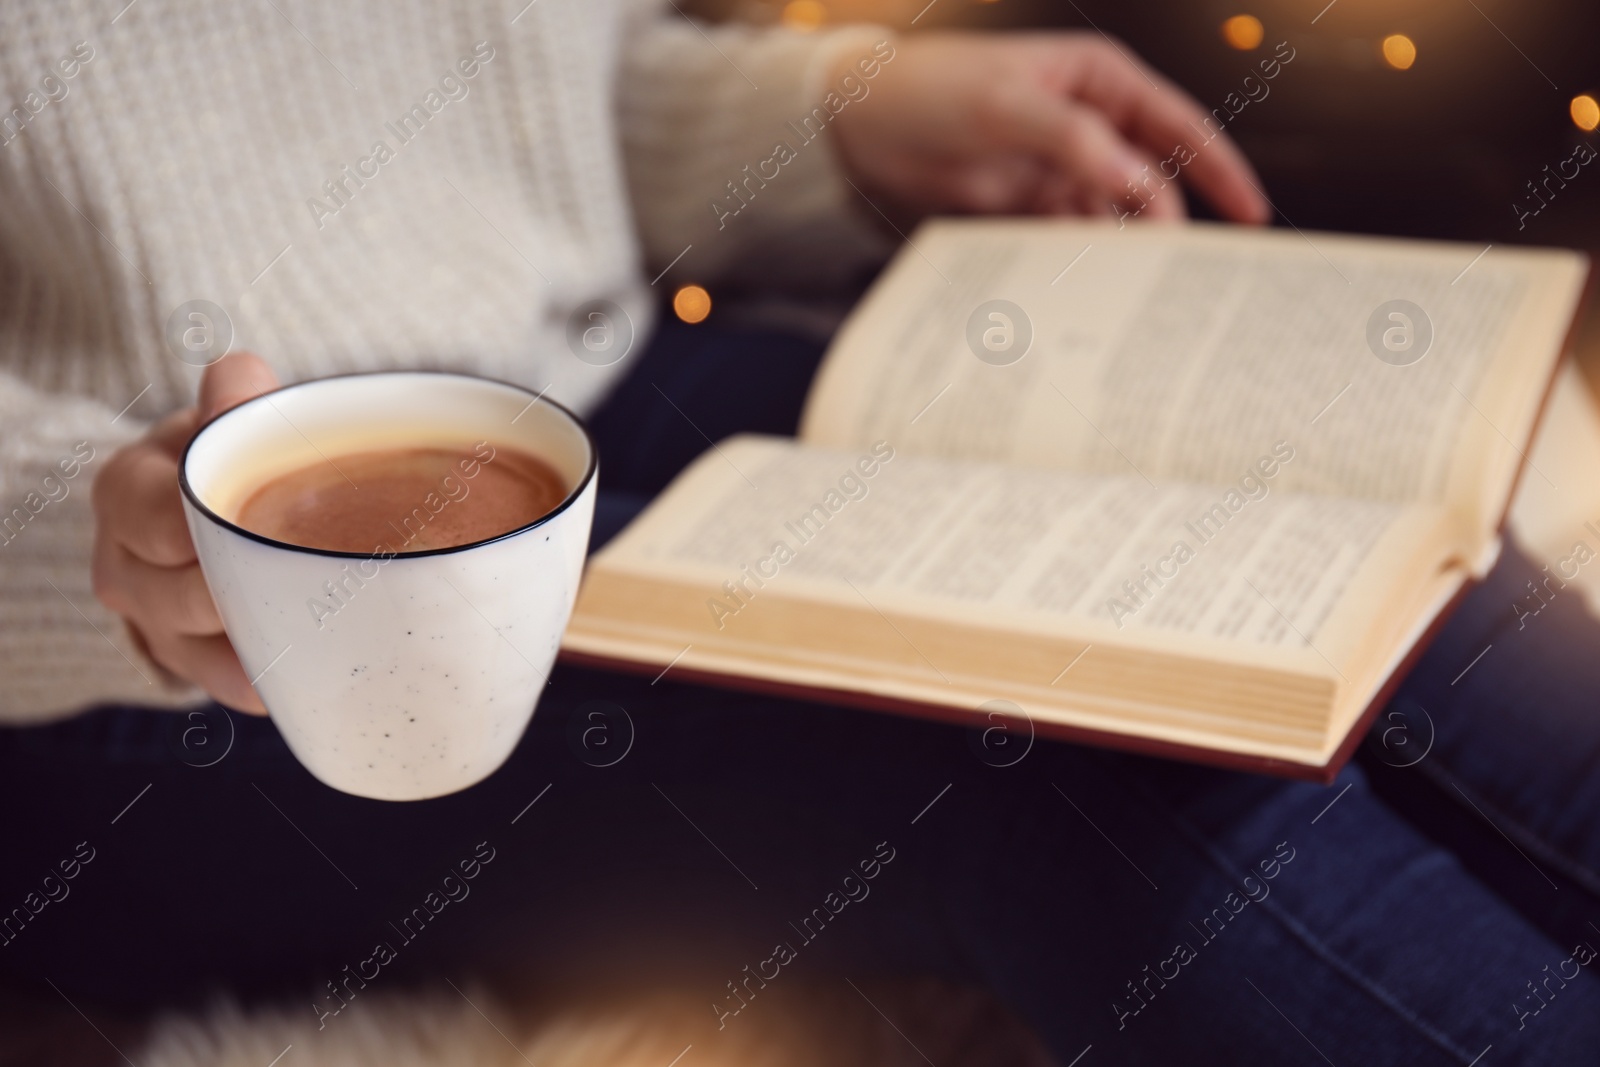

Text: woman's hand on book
xmin=831 ymin=32 xmax=1271 ymax=225
xmin=91 ymin=354 xmax=279 ymax=715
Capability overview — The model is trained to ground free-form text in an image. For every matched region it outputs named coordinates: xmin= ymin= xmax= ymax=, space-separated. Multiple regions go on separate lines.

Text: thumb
xmin=198 ymin=352 xmax=279 ymax=422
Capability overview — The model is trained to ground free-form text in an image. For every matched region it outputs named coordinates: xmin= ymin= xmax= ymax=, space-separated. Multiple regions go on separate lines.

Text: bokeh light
xmin=673 ymin=285 xmax=712 ymax=324
xmin=781 ymin=0 xmax=827 ymax=32
xmin=1381 ymin=34 xmax=1417 ymax=71
xmin=1220 ymin=15 xmax=1264 ymax=51
xmin=1572 ymin=94 xmax=1600 ymax=132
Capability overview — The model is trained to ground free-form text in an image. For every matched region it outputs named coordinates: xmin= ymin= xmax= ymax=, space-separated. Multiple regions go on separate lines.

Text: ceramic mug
xmin=179 ymin=371 xmax=597 ymax=800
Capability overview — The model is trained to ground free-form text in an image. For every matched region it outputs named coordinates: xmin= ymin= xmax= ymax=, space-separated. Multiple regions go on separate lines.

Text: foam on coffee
xmin=234 ymin=440 xmax=567 ymax=553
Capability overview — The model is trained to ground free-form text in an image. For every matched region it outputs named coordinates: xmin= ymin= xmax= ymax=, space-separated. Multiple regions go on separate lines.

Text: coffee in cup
xmin=235 ymin=444 xmax=567 ymax=554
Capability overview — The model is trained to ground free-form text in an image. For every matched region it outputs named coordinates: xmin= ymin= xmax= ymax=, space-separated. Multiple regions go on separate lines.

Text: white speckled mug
xmin=179 ymin=371 xmax=597 ymax=801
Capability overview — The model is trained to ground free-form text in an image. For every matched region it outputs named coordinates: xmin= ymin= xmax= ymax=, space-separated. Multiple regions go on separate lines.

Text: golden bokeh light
xmin=1220 ymin=15 xmax=1264 ymax=51
xmin=1572 ymin=95 xmax=1600 ymax=132
xmin=780 ymin=0 xmax=827 ymax=32
xmin=673 ymin=284 xmax=712 ymax=324
xmin=1381 ymin=34 xmax=1417 ymax=71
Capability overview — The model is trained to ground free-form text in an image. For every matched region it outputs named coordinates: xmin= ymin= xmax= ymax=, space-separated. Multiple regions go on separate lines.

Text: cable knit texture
xmin=0 ymin=0 xmax=890 ymax=723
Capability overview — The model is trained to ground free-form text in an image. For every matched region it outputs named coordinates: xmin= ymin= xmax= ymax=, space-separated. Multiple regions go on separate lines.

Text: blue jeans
xmin=3 ymin=319 xmax=1598 ymax=1064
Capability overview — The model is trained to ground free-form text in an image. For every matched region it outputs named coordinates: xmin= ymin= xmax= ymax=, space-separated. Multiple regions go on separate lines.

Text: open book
xmin=562 ymin=219 xmax=1589 ymax=779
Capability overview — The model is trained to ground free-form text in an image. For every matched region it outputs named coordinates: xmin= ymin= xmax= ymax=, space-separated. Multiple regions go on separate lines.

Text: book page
xmin=800 ymin=220 xmax=1585 ymax=534
xmin=596 ymin=436 xmax=1450 ymax=672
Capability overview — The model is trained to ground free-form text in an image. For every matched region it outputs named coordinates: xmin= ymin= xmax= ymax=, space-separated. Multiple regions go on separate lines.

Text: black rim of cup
xmin=176 ymin=369 xmax=600 ymax=560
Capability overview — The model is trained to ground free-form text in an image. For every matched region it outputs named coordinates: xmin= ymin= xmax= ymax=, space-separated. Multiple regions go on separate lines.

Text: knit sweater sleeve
xmin=617 ymin=5 xmax=894 ymax=287
xmin=0 ymin=372 xmax=190 ymax=723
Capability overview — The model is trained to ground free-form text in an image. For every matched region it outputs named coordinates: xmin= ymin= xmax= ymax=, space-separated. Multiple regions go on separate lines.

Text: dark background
xmin=694 ymin=0 xmax=1600 ymax=249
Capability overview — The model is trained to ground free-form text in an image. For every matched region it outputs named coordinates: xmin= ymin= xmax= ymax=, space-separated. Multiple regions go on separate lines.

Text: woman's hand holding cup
xmin=91 ymin=354 xmax=279 ymax=714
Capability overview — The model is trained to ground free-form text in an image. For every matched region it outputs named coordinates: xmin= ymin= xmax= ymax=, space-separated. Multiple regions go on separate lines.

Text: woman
xmin=1 ymin=2 xmax=1595 ymax=1062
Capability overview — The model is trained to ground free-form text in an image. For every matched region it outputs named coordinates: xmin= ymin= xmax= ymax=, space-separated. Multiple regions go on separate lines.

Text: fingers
xmin=1071 ymin=41 xmax=1271 ymax=224
xmin=995 ymin=81 xmax=1136 ymax=202
xmin=95 ymin=546 xmax=223 ymax=636
xmin=93 ymin=443 xmax=196 ymax=566
xmin=144 ymin=629 xmax=267 ymax=715
xmin=1114 ymin=141 xmax=1185 ymax=221
xmin=199 ymin=351 xmax=279 ymax=422
xmin=94 ymin=354 xmax=277 ymax=567
xmin=997 ymin=89 xmax=1186 ymax=220
xmin=90 ymin=352 xmax=279 ymax=717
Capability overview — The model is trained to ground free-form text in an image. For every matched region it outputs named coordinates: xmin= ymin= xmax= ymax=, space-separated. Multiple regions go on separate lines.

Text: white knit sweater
xmin=0 ymin=0 xmax=889 ymax=722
